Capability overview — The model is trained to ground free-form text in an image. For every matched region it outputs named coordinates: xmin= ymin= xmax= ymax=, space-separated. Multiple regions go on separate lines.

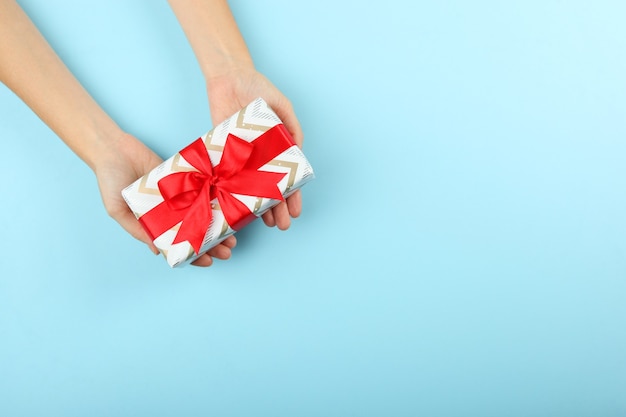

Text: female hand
xmin=94 ymin=132 xmax=236 ymax=267
xmin=206 ymin=68 xmax=304 ymax=231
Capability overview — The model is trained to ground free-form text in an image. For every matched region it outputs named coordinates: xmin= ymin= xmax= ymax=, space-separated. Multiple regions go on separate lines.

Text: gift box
xmin=122 ymin=98 xmax=315 ymax=267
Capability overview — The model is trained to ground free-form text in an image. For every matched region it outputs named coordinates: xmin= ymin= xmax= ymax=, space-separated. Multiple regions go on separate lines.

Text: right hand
xmin=206 ymin=68 xmax=304 ymax=231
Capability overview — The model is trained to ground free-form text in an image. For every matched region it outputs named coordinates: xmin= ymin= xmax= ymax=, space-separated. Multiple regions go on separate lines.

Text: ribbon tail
xmin=172 ymin=186 xmax=214 ymax=254
xmin=179 ymin=138 xmax=215 ymax=175
xmin=138 ymin=200 xmax=188 ymax=243
xmin=217 ymin=190 xmax=258 ymax=231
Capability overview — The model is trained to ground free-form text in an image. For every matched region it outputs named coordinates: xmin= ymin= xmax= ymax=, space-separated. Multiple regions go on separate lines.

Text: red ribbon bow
xmin=138 ymin=124 xmax=294 ymax=254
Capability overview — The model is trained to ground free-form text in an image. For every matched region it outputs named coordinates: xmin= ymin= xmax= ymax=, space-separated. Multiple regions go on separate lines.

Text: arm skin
xmin=168 ymin=0 xmax=305 ymax=230
xmin=0 ymin=0 xmax=235 ymax=267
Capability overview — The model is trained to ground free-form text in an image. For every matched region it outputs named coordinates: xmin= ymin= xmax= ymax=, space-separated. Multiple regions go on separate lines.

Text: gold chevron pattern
xmin=267 ymin=159 xmax=300 ymax=192
xmin=252 ymin=197 xmax=263 ymax=214
xmin=171 ymin=153 xmax=201 ymax=173
xmin=218 ymin=219 xmax=230 ymax=237
xmin=236 ymin=105 xmax=271 ymax=132
xmin=138 ymin=174 xmax=161 ymax=195
xmin=202 ymin=131 xmax=225 ymax=152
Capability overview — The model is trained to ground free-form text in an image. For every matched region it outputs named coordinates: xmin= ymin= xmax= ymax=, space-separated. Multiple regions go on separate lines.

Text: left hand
xmin=206 ymin=68 xmax=304 ymax=230
xmin=94 ymin=132 xmax=236 ymax=267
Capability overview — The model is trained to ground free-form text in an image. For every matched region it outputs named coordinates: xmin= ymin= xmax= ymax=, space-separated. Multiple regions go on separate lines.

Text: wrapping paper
xmin=122 ymin=98 xmax=315 ymax=267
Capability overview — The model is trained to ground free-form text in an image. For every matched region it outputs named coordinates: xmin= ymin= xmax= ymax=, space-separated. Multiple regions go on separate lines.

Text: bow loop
xmin=214 ymin=134 xmax=255 ymax=179
xmin=158 ymin=171 xmax=207 ymax=210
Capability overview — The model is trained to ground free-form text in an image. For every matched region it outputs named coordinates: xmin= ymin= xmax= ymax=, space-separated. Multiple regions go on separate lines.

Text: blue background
xmin=1 ymin=1 xmax=625 ymax=416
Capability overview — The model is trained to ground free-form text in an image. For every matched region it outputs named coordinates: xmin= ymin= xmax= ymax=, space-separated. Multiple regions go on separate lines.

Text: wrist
xmin=87 ymin=124 xmax=129 ymax=173
xmin=202 ymin=55 xmax=255 ymax=82
xmin=205 ymin=65 xmax=258 ymax=100
xmin=168 ymin=0 xmax=255 ymax=81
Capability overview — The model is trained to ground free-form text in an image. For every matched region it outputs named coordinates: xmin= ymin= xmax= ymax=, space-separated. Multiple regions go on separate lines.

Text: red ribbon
xmin=138 ymin=124 xmax=294 ymax=254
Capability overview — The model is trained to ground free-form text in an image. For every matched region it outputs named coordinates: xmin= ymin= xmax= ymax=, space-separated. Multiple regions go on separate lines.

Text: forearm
xmin=167 ymin=0 xmax=254 ymax=80
xmin=0 ymin=0 xmax=122 ymax=170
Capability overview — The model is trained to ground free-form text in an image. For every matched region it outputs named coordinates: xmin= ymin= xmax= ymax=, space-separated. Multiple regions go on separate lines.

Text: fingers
xmin=191 ymin=253 xmax=213 ymax=267
xmin=262 ymin=192 xmax=302 ymax=230
xmin=263 ymin=201 xmax=291 ymax=230
xmin=221 ymin=235 xmax=237 ymax=249
xmin=273 ymin=201 xmax=291 ymax=230
xmin=286 ymin=190 xmax=302 ymax=218
xmin=262 ymin=209 xmax=276 ymax=227
xmin=208 ymin=236 xmax=237 ymax=258
xmin=262 ymin=203 xmax=289 ymax=229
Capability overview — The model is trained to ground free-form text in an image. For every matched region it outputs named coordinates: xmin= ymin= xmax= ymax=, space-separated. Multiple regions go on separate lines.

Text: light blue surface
xmin=1 ymin=1 xmax=625 ymax=416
